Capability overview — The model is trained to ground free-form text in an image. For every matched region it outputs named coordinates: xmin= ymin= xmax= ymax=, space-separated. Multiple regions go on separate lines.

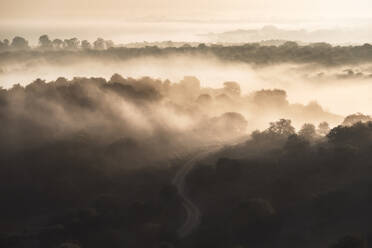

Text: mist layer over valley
xmin=2 ymin=31 xmax=372 ymax=248
xmin=2 ymin=40 xmax=372 ymax=116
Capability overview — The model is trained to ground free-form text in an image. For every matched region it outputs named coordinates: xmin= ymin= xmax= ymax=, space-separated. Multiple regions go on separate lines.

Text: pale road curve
xmin=172 ymin=145 xmax=222 ymax=238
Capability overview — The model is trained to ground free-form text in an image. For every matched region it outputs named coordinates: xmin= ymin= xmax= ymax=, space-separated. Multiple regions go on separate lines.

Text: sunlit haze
xmin=2 ymin=1 xmax=372 ymax=248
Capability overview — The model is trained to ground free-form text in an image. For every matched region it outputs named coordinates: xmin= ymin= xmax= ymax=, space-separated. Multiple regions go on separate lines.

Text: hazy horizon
xmin=2 ymin=1 xmax=372 ymax=248
xmin=1 ymin=20 xmax=372 ymax=45
xmin=1 ymin=0 xmax=371 ymax=20
xmin=1 ymin=0 xmax=372 ymax=45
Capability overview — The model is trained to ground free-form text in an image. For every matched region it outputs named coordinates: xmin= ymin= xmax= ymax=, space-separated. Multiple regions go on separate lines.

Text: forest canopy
xmin=1 ymin=35 xmax=372 ymax=66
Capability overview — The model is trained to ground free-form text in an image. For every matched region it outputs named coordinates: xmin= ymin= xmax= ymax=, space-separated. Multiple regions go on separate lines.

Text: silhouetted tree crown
xmin=11 ymin=36 xmax=29 ymax=50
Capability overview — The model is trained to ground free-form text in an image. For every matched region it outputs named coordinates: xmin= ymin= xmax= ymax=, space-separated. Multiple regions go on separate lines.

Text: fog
xmin=0 ymin=71 xmax=341 ymax=151
xmin=1 ymin=53 xmax=372 ymax=117
xmin=201 ymin=25 xmax=372 ymax=44
xmin=2 ymin=30 xmax=372 ymax=248
xmin=2 ymin=66 xmax=372 ymax=248
xmin=2 ymin=0 xmax=372 ymax=246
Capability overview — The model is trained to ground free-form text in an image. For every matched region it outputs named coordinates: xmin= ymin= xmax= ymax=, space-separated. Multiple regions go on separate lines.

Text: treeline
xmin=0 ymin=35 xmax=115 ymax=51
xmin=1 ymin=35 xmax=372 ymax=65
xmin=185 ymin=119 xmax=372 ymax=248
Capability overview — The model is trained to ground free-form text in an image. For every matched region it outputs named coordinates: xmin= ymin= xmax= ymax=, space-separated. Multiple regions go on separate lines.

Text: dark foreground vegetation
xmin=187 ymin=120 xmax=372 ymax=248
xmin=1 ymin=75 xmax=372 ymax=248
xmin=1 ymin=35 xmax=372 ymax=66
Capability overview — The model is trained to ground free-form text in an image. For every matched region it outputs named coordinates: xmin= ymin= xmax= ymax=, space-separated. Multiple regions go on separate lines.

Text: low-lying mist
xmin=2 ymin=72 xmax=372 ymax=248
xmin=3 ymin=42 xmax=372 ymax=248
xmin=1 ymin=53 xmax=372 ymax=116
xmin=0 ymin=73 xmax=343 ymax=160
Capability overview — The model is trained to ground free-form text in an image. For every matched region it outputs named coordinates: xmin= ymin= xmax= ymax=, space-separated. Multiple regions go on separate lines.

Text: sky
xmin=0 ymin=0 xmax=371 ymax=22
xmin=0 ymin=0 xmax=371 ymax=45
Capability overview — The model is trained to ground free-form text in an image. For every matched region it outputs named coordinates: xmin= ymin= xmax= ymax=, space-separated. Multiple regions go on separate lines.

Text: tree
xmin=298 ymin=123 xmax=316 ymax=140
xmin=317 ymin=121 xmax=330 ymax=136
xmin=81 ymin=40 xmax=92 ymax=49
xmin=38 ymin=34 xmax=52 ymax=49
xmin=327 ymin=121 xmax=372 ymax=148
xmin=64 ymin=38 xmax=80 ymax=50
xmin=267 ymin=119 xmax=295 ymax=137
xmin=105 ymin=40 xmax=114 ymax=49
xmin=285 ymin=134 xmax=310 ymax=154
xmin=11 ymin=36 xmax=29 ymax=50
xmin=342 ymin=113 xmax=372 ymax=126
xmin=0 ymin=39 xmax=10 ymax=51
xmin=52 ymin=39 xmax=64 ymax=49
xmin=93 ymin=38 xmax=106 ymax=50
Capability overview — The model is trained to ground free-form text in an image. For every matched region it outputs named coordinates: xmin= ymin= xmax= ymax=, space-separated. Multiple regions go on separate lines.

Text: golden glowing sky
xmin=1 ymin=0 xmax=371 ymax=21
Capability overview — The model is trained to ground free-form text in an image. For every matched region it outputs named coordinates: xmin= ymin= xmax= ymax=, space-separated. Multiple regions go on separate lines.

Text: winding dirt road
xmin=172 ymin=146 xmax=222 ymax=238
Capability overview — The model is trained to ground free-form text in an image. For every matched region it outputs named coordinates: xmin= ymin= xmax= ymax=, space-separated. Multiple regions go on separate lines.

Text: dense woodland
xmin=0 ymin=75 xmax=372 ymax=248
